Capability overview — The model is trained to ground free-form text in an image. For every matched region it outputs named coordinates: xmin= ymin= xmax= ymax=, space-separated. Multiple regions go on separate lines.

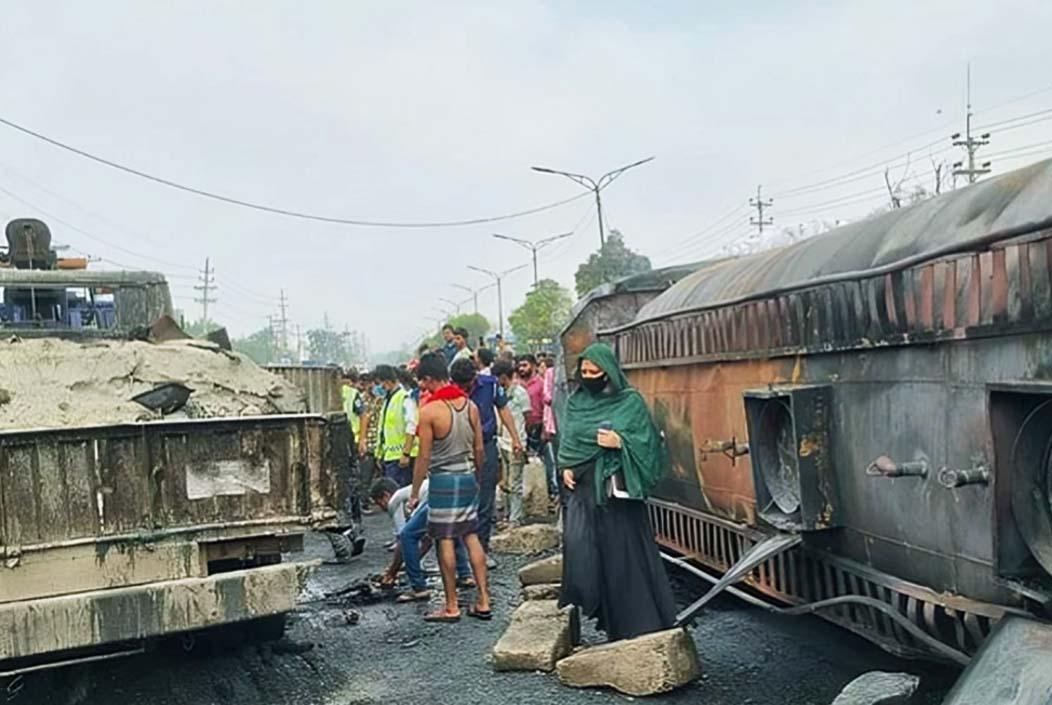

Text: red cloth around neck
xmin=426 ymin=384 xmax=466 ymax=404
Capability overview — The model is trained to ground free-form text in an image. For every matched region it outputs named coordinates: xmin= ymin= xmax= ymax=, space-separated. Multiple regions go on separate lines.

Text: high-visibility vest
xmin=341 ymin=385 xmax=361 ymax=438
xmin=379 ymin=387 xmax=419 ymax=462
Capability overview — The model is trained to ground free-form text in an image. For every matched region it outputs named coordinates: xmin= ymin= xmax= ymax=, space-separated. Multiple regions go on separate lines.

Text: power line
xmin=649 ymin=202 xmax=750 ymax=261
xmin=0 ymin=181 xmax=199 ymax=271
xmin=0 ymin=114 xmax=590 ymax=228
xmin=975 ymin=107 xmax=1052 ymax=132
xmin=765 ymin=82 xmax=1052 ymax=190
xmin=771 ymin=143 xmax=953 ymax=200
xmin=0 ymin=161 xmax=290 ymax=304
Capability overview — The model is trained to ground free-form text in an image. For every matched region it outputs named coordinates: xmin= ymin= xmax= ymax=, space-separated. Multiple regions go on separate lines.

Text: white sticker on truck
xmin=186 ymin=459 xmax=271 ymax=500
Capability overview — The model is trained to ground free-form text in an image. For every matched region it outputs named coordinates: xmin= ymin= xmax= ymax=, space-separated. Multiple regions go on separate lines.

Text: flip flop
xmin=423 ymin=611 xmax=461 ymax=623
xmin=395 ymin=590 xmax=432 ymax=603
xmin=456 ymin=577 xmax=477 ymax=589
xmin=467 ymin=607 xmax=493 ymax=621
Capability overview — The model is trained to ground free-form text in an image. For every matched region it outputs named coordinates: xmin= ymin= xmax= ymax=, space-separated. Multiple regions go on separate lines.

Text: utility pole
xmin=531 ymin=157 xmax=654 ymax=249
xmin=193 ymin=257 xmax=217 ymax=324
xmin=749 ymin=186 xmax=773 ymax=236
xmin=277 ymin=289 xmax=289 ymax=353
xmin=294 ymin=323 xmax=303 ymax=361
xmin=467 ymin=263 xmax=528 ymax=337
xmin=492 ymin=231 xmax=574 ymax=286
xmin=952 ymin=64 xmax=991 ymax=184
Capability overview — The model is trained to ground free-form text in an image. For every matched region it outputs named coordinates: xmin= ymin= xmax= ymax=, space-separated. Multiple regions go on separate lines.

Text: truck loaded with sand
xmin=0 ymin=218 xmax=354 ymax=677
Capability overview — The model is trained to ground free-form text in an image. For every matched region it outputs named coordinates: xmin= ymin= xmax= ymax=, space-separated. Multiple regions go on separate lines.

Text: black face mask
xmin=580 ymin=375 xmax=608 ymax=394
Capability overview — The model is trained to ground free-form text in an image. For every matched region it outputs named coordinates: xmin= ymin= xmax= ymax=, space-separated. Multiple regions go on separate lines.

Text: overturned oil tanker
xmin=561 ymin=158 xmax=1052 ymax=667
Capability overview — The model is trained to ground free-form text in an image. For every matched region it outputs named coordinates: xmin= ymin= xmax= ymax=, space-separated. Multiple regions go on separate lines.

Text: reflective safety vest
xmin=379 ymin=387 xmax=419 ymax=462
xmin=341 ymin=385 xmax=361 ymax=439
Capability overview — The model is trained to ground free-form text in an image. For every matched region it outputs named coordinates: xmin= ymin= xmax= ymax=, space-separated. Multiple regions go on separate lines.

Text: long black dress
xmin=559 ymin=462 xmax=678 ymax=641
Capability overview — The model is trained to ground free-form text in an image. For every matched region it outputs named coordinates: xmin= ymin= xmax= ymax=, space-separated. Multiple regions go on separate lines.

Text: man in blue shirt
xmin=441 ymin=324 xmax=458 ymax=365
xmin=450 ymin=357 xmax=523 ymax=557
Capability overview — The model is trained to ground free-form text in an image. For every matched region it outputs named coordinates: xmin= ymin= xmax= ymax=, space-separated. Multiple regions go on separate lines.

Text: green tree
xmin=307 ymin=328 xmax=351 ymax=364
xmin=508 ymin=279 xmax=573 ymax=346
xmin=233 ymin=327 xmax=278 ymax=365
xmin=574 ymin=229 xmax=652 ymax=298
xmin=422 ymin=312 xmax=491 ymax=350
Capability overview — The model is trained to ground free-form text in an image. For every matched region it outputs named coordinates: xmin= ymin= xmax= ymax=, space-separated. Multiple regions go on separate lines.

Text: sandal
xmin=467 ymin=606 xmax=493 ymax=621
xmin=423 ymin=611 xmax=461 ymax=623
xmin=456 ymin=577 xmax=477 ymax=589
xmin=395 ymin=590 xmax=432 ymax=603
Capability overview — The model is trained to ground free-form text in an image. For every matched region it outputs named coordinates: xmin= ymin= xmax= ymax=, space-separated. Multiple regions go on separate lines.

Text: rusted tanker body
xmin=0 ymin=413 xmax=353 ymax=673
xmin=563 ymin=159 xmax=1052 ymax=662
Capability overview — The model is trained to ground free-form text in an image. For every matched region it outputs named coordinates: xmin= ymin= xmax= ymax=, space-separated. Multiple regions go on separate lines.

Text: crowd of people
xmin=339 ymin=331 xmax=676 ymax=642
xmin=338 ymin=325 xmax=561 ymax=622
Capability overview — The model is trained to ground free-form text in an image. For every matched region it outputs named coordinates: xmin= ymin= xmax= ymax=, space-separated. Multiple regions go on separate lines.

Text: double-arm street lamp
xmin=492 ymin=231 xmax=573 ymax=287
xmin=454 ymin=284 xmax=481 ymax=315
xmin=467 ymin=263 xmax=528 ymax=337
xmin=438 ymin=297 xmax=461 ymax=315
xmin=531 ymin=157 xmax=654 ymax=249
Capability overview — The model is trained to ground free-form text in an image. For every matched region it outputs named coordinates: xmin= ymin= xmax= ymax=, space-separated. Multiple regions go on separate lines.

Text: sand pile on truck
xmin=0 ymin=336 xmax=306 ymax=430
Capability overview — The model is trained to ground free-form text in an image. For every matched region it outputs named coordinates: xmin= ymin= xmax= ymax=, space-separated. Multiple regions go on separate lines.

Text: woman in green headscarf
xmin=557 ymin=342 xmax=677 ymax=641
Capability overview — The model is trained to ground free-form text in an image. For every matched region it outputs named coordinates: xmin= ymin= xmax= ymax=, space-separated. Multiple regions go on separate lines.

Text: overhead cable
xmin=0 ymin=114 xmax=589 ymax=228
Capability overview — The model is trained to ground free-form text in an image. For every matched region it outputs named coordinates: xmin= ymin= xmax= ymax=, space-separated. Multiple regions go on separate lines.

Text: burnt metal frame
xmin=649 ymin=498 xmax=1030 ymax=662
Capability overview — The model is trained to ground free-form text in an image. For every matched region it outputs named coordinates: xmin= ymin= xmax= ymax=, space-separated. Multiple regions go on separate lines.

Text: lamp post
xmin=467 ymin=263 xmax=528 ymax=337
xmin=492 ymin=231 xmax=573 ymax=286
xmin=438 ymin=297 xmax=461 ymax=315
xmin=431 ymin=305 xmax=454 ymax=323
xmin=452 ymin=284 xmax=478 ymax=314
xmin=531 ymin=157 xmax=654 ymax=249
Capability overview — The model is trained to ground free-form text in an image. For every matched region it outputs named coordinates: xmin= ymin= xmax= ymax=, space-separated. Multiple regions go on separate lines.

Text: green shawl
xmin=557 ymin=342 xmax=667 ymax=506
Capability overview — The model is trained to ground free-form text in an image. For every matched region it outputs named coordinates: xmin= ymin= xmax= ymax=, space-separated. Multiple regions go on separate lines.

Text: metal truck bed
xmin=0 ymin=413 xmax=352 ymax=668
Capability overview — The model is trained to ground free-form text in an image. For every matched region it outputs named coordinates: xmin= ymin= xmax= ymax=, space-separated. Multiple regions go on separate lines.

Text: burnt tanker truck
xmin=560 ymin=158 xmax=1052 ymax=699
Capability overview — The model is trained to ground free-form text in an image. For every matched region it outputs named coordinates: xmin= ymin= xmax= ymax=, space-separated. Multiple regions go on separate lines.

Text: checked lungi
xmin=427 ymin=462 xmax=479 ymax=539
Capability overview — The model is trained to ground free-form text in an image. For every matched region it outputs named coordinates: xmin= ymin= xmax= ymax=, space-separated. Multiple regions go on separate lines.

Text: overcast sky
xmin=2 ymin=1 xmax=1051 ymax=352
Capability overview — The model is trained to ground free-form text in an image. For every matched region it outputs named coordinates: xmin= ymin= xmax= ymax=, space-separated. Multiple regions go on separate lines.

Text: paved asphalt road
xmin=14 ymin=513 xmax=958 ymax=705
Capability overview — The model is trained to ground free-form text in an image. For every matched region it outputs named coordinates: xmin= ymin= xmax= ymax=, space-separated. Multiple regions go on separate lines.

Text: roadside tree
xmin=508 ymin=279 xmax=573 ymax=348
xmin=574 ymin=229 xmax=652 ymax=298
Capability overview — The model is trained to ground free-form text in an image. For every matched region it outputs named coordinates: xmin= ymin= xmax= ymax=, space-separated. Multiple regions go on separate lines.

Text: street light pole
xmin=431 ymin=305 xmax=454 ymax=322
xmin=531 ymin=157 xmax=654 ymax=249
xmin=492 ymin=231 xmax=574 ymax=287
xmin=438 ymin=297 xmax=461 ymax=315
xmin=467 ymin=263 xmax=528 ymax=337
xmin=452 ymin=284 xmax=478 ymax=314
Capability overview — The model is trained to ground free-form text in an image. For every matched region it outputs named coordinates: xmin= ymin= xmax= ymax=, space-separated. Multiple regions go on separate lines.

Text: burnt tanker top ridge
xmin=623 ymin=158 xmax=1052 ymax=329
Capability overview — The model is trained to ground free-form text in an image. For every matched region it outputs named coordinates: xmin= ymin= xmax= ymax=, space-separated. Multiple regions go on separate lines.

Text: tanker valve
xmin=701 ymin=438 xmax=750 ymax=465
xmin=937 ymin=463 xmax=989 ymax=489
xmin=866 ymin=455 xmax=928 ymax=478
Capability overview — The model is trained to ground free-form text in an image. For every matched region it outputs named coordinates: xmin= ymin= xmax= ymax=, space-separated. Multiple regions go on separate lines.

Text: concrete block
xmin=522 ymin=459 xmax=550 ymax=519
xmin=522 ymin=583 xmax=562 ymax=601
xmin=832 ymin=672 xmax=921 ymax=705
xmin=518 ymin=553 xmax=562 ymax=586
xmin=489 ymin=524 xmax=560 ymax=555
xmin=556 ymin=627 xmax=700 ymax=696
xmin=492 ymin=600 xmax=574 ymax=672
